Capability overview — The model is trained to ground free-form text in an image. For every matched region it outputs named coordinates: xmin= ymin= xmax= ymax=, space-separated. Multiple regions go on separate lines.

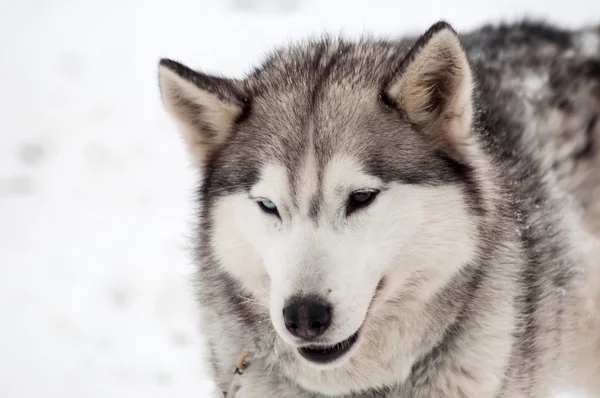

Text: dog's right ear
xmin=158 ymin=59 xmax=248 ymax=166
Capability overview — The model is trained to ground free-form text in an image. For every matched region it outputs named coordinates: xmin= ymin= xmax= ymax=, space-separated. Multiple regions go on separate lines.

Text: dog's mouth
xmin=298 ymin=331 xmax=360 ymax=364
xmin=294 ymin=277 xmax=385 ymax=365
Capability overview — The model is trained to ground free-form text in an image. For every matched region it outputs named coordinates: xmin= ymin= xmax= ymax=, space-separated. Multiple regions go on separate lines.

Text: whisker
xmin=237 ymin=295 xmax=270 ymax=310
xmin=366 ymin=338 xmax=381 ymax=354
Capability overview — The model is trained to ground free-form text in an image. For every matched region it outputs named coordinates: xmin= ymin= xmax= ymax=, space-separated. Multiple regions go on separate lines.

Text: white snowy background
xmin=0 ymin=0 xmax=598 ymax=397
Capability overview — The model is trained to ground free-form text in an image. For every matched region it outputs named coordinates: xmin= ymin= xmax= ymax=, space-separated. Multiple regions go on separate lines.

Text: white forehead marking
xmin=323 ymin=154 xmax=383 ymax=197
xmin=251 ymin=121 xmax=317 ymax=217
xmin=251 ymin=163 xmax=289 ymax=204
xmin=252 ymin=133 xmax=384 ymax=218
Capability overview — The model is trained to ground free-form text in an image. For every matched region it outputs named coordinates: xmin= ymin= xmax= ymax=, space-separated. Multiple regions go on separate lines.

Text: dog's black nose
xmin=283 ymin=297 xmax=332 ymax=339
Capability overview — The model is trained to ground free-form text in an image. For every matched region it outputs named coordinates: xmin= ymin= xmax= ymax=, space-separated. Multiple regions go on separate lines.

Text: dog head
xmin=159 ymin=21 xmax=480 ymax=374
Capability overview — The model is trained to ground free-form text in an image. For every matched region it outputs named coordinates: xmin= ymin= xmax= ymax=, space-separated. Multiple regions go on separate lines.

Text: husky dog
xmin=158 ymin=21 xmax=600 ymax=397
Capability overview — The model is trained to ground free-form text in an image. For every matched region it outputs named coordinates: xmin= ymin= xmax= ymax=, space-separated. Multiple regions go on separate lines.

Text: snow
xmin=0 ymin=0 xmax=597 ymax=397
xmin=579 ymin=29 xmax=600 ymax=56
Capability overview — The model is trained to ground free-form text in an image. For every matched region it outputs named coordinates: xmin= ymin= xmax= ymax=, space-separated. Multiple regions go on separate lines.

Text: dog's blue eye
xmin=260 ymin=199 xmax=276 ymax=210
xmin=258 ymin=199 xmax=279 ymax=216
xmin=347 ymin=190 xmax=379 ymax=215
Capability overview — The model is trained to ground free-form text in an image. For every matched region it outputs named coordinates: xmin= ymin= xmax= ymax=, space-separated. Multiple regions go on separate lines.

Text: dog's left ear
xmin=385 ymin=21 xmax=473 ymax=161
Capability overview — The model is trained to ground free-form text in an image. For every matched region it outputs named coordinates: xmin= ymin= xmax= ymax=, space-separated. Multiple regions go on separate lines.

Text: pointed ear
xmin=158 ymin=59 xmax=248 ymax=166
xmin=385 ymin=22 xmax=473 ymax=161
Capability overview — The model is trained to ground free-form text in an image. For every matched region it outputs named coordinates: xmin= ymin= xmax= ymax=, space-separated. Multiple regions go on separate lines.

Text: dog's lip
xmin=297 ymin=330 xmax=360 ymax=364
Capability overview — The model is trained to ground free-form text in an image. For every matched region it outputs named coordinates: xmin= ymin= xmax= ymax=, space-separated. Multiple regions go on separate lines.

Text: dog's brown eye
xmin=347 ymin=190 xmax=379 ymax=215
xmin=352 ymin=192 xmax=373 ymax=203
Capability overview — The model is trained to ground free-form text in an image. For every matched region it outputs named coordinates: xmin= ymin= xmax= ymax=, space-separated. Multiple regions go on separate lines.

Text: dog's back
xmin=462 ymin=22 xmax=600 ymax=233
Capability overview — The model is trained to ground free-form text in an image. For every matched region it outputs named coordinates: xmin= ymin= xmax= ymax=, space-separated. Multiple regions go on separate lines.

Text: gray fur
xmin=158 ymin=21 xmax=600 ymax=397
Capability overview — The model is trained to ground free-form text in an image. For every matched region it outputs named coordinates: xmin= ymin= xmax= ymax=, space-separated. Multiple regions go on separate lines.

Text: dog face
xmin=159 ymin=22 xmax=479 ymax=371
